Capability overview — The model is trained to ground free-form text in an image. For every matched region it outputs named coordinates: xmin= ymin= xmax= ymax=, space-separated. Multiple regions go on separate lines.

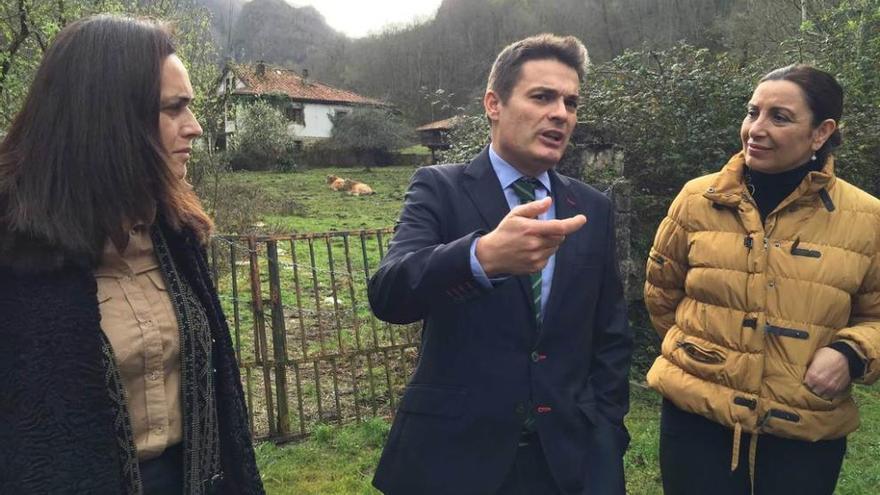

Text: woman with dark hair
xmin=0 ymin=15 xmax=264 ymax=494
xmin=645 ymin=64 xmax=880 ymax=494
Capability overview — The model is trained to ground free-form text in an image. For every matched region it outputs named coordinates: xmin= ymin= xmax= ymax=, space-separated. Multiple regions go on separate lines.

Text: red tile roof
xmin=227 ymin=63 xmax=385 ymax=106
xmin=416 ymin=116 xmax=462 ymax=132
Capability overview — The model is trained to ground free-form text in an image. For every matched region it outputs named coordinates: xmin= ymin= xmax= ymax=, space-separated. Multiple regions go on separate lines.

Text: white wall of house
xmin=218 ymin=69 xmax=367 ymax=143
xmin=292 ymin=103 xmax=353 ymax=139
xmin=225 ymin=101 xmax=355 ymax=141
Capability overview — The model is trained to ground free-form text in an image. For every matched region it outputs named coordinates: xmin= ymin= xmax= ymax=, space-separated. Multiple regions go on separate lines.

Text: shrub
xmin=206 ymin=181 xmax=267 ymax=234
xmin=229 ymin=99 xmax=297 ymax=171
xmin=793 ymin=0 xmax=880 ymax=195
xmin=189 ymin=149 xmax=230 ymax=195
xmin=323 ymin=108 xmax=413 ymax=169
xmin=436 ymin=114 xmax=490 ymax=164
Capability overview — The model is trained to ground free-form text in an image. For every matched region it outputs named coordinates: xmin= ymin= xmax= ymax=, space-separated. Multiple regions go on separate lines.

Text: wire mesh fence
xmin=209 ymin=228 xmax=420 ymax=442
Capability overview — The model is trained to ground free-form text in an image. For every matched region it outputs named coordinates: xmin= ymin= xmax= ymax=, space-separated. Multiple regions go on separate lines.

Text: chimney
xmin=302 ymin=68 xmax=309 ymax=85
xmin=256 ymin=60 xmax=266 ymax=76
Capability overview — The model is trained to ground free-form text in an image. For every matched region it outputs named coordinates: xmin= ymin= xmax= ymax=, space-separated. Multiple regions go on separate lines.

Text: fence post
xmin=307 ymin=237 xmax=326 ymax=353
xmin=375 ymin=230 xmax=396 ymax=347
xmin=248 ymin=236 xmax=276 ymax=437
xmin=225 ymin=240 xmax=253 ymax=434
xmin=342 ymin=233 xmax=363 ymax=350
xmin=324 ymin=234 xmax=344 ymax=352
xmin=209 ymin=240 xmax=219 ymax=284
xmin=266 ymin=239 xmax=290 ymax=436
xmin=359 ymin=231 xmax=380 ymax=415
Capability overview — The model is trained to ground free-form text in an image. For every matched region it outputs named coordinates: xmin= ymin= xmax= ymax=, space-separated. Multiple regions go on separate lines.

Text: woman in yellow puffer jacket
xmin=645 ymin=65 xmax=880 ymax=495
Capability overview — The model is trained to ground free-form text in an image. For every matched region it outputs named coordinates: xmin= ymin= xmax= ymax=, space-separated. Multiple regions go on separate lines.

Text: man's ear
xmin=484 ymin=90 xmax=501 ymax=124
xmin=812 ymin=118 xmax=837 ymax=151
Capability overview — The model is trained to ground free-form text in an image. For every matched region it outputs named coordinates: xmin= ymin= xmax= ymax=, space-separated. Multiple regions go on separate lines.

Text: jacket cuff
xmin=441 ymin=231 xmax=491 ymax=303
xmin=827 ymin=342 xmax=866 ymax=379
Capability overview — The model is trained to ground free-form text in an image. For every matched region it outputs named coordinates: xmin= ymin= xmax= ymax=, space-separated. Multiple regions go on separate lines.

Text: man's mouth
xmin=539 ymin=129 xmax=565 ymax=146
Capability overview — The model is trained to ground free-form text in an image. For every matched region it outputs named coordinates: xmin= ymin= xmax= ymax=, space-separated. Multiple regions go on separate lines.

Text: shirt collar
xmin=488 ymin=144 xmax=552 ymax=193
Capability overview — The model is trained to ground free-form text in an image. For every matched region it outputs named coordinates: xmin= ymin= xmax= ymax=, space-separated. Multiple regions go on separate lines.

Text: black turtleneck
xmin=744 ymin=158 xmax=823 ymax=222
xmin=744 ymin=158 xmax=866 ymax=379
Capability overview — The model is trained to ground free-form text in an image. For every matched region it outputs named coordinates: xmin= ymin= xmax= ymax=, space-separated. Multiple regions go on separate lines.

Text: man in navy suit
xmin=368 ymin=33 xmax=632 ymax=495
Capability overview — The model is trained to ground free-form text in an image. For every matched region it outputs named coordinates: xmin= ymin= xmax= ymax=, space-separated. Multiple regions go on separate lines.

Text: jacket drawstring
xmin=730 ymin=422 xmax=743 ymax=472
xmin=748 ymin=432 xmax=759 ymax=494
xmin=730 ymin=423 xmax=760 ymax=494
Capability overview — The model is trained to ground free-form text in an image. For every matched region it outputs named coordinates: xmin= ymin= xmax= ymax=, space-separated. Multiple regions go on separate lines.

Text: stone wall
xmin=560 ymin=124 xmax=641 ymax=302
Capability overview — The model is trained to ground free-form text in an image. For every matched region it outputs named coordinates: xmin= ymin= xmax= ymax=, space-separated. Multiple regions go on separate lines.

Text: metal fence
xmin=208 ymin=228 xmax=420 ymax=442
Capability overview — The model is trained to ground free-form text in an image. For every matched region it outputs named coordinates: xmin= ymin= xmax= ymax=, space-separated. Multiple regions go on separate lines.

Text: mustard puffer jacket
xmin=645 ymin=152 xmax=880 ymax=443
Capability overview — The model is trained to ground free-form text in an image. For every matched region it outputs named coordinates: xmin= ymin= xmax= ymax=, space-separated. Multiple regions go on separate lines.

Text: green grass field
xmin=206 ymin=166 xmax=417 ymax=233
xmin=216 ymin=167 xmax=880 ymax=494
xmin=253 ymin=385 xmax=880 ymax=494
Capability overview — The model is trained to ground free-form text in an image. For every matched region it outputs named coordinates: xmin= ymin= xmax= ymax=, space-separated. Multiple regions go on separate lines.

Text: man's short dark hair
xmin=486 ymin=33 xmax=589 ymax=102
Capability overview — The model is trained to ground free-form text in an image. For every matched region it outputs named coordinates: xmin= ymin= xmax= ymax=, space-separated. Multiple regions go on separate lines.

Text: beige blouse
xmin=94 ymin=225 xmax=182 ymax=461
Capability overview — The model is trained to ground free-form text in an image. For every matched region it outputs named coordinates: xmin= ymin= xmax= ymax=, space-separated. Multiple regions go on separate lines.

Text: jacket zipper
xmin=648 ymin=253 xmax=666 ymax=266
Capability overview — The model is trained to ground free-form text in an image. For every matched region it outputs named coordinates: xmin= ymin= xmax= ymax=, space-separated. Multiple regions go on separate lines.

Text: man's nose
xmin=548 ymin=97 xmax=568 ymax=121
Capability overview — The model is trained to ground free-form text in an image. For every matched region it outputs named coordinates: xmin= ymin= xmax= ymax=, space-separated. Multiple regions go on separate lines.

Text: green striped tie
xmin=511 ymin=177 xmax=542 ymax=328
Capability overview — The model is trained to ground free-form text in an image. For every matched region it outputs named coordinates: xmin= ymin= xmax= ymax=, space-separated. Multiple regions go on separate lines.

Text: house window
xmin=293 ymin=140 xmax=304 ymax=153
xmin=283 ymin=103 xmax=305 ymax=125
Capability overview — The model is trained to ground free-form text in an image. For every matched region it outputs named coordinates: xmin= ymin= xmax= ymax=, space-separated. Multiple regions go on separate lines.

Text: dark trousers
xmin=495 ymin=432 xmax=562 ymax=495
xmin=660 ymin=399 xmax=846 ymax=495
xmin=139 ymin=442 xmax=184 ymax=495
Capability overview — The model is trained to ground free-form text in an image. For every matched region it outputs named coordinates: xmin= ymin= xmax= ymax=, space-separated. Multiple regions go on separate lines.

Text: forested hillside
xmin=228 ymin=0 xmax=346 ymax=69
xmin=212 ymin=0 xmax=832 ymax=123
xmin=0 ymin=0 xmax=845 ymax=127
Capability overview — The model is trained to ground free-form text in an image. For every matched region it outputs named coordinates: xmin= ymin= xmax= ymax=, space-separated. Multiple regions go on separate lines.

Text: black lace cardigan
xmin=0 ymin=219 xmax=264 ymax=495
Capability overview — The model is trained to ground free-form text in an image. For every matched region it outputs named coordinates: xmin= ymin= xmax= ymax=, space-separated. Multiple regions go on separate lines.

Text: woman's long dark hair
xmin=0 ymin=14 xmax=212 ymax=266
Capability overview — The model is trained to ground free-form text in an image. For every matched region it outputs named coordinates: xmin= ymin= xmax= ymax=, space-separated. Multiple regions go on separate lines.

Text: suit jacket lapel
xmin=462 ymin=147 xmax=509 ymax=228
xmin=541 ymin=170 xmax=580 ymax=337
xmin=462 ymin=147 xmax=535 ymax=318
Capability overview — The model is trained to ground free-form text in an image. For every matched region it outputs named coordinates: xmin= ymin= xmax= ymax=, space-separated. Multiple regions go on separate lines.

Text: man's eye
xmin=746 ymin=109 xmax=758 ymax=119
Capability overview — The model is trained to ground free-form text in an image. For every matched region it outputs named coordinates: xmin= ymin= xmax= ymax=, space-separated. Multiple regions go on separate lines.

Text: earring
xmin=811 ymin=152 xmax=817 ymax=161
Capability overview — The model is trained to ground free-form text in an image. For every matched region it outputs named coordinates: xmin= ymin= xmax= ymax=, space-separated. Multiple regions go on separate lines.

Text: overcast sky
xmin=288 ymin=0 xmax=443 ymax=38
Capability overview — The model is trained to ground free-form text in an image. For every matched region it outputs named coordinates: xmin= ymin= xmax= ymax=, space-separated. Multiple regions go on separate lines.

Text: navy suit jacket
xmin=369 ymin=148 xmax=632 ymax=495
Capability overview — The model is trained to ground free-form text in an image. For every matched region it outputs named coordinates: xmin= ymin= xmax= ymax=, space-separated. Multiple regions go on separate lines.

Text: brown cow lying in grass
xmin=342 ymin=179 xmax=374 ymax=196
xmin=326 ymin=175 xmax=375 ymax=196
xmin=326 ymin=175 xmax=346 ymax=191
